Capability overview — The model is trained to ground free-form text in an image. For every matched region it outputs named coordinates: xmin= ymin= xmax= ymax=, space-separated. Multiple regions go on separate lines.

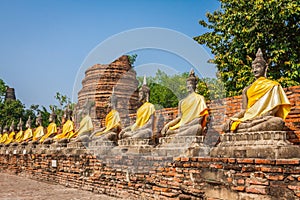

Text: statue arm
xmin=231 ymin=86 xmax=249 ymax=118
xmin=161 ymin=101 xmax=182 ymax=136
xmin=90 ymin=127 xmax=106 ymax=138
xmin=261 ymin=106 xmax=279 ymax=117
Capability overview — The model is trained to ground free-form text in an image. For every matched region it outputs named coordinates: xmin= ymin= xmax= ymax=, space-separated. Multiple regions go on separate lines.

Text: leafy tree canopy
xmin=194 ymin=0 xmax=300 ymax=97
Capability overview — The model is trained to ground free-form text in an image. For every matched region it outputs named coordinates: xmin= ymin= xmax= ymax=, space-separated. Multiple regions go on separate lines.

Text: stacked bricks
xmin=77 ymin=55 xmax=139 ymax=128
xmin=1 ymin=153 xmax=300 ymax=199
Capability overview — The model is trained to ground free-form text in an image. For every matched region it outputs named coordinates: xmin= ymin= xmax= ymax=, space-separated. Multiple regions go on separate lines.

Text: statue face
xmin=138 ymin=89 xmax=145 ymax=102
xmin=186 ymin=81 xmax=195 ymax=93
xmin=252 ymin=61 xmax=265 ymax=78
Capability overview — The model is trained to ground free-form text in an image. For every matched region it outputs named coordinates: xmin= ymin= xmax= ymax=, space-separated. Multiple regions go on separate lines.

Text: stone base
xmin=111 ymin=138 xmax=154 ymax=155
xmin=210 ymin=131 xmax=300 ymax=159
xmin=62 ymin=142 xmax=88 ymax=155
xmin=88 ymin=139 xmax=116 ymax=156
xmin=153 ymin=136 xmax=210 ymax=157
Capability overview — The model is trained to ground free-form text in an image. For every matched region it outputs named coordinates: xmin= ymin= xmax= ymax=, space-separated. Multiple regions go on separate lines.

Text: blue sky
xmin=0 ymin=0 xmax=220 ymax=108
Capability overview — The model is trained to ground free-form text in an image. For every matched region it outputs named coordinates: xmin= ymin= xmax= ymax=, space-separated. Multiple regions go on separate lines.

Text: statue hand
xmin=161 ymin=125 xmax=168 ymax=137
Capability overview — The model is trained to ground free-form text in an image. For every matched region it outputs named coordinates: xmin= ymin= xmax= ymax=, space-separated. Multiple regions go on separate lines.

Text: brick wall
xmin=1 ymin=153 xmax=300 ymax=199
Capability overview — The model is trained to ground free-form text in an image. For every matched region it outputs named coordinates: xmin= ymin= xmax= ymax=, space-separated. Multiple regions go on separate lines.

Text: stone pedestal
xmin=88 ymin=139 xmax=116 ymax=156
xmin=62 ymin=142 xmax=88 ymax=155
xmin=210 ymin=131 xmax=300 ymax=159
xmin=111 ymin=138 xmax=154 ymax=155
xmin=153 ymin=136 xmax=210 ymax=157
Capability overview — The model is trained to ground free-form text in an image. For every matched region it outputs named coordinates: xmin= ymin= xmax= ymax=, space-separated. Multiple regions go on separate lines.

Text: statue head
xmin=82 ymin=99 xmax=94 ymax=116
xmin=9 ymin=120 xmax=15 ymax=132
xmin=49 ymin=108 xmax=57 ymax=123
xmin=3 ymin=124 xmax=8 ymax=133
xmin=35 ymin=112 xmax=42 ymax=126
xmin=25 ymin=116 xmax=32 ymax=129
xmin=64 ymin=105 xmax=73 ymax=121
xmin=139 ymin=75 xmax=150 ymax=102
xmin=17 ymin=118 xmax=23 ymax=131
xmin=108 ymin=88 xmax=118 ymax=109
xmin=252 ymin=48 xmax=268 ymax=79
xmin=186 ymin=69 xmax=198 ymax=93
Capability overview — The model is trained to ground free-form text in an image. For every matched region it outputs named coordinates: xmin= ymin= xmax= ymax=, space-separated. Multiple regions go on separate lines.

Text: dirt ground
xmin=0 ymin=173 xmax=120 ymax=200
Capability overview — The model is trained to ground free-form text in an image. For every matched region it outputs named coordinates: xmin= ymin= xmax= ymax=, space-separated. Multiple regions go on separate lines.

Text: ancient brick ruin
xmin=77 ymin=55 xmax=139 ymax=127
xmin=1 ymin=59 xmax=300 ymax=199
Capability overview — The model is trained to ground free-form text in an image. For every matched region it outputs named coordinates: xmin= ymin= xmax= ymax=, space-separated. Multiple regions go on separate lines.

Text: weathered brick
xmin=254 ymin=159 xmax=276 ymax=165
xmin=260 ymin=167 xmax=283 ymax=173
xmin=237 ymin=158 xmax=254 ymax=164
xmin=231 ymin=186 xmax=245 ymax=191
xmin=276 ymin=159 xmax=300 ymax=165
xmin=266 ymin=175 xmax=285 ymax=181
xmin=246 ymin=185 xmax=268 ymax=195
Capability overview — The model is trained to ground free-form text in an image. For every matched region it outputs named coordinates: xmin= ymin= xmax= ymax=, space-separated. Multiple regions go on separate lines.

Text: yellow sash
xmin=74 ymin=115 xmax=94 ymax=137
xmin=0 ymin=133 xmax=9 ymax=143
xmin=32 ymin=126 xmax=45 ymax=141
xmin=95 ymin=109 xmax=120 ymax=136
xmin=231 ymin=77 xmax=291 ymax=131
xmin=15 ymin=131 xmax=23 ymax=143
xmin=170 ymin=92 xmax=208 ymax=130
xmin=39 ymin=122 xmax=57 ymax=143
xmin=4 ymin=132 xmax=15 ymax=145
xmin=131 ymin=102 xmax=155 ymax=131
xmin=22 ymin=128 xmax=33 ymax=141
xmin=54 ymin=120 xmax=74 ymax=140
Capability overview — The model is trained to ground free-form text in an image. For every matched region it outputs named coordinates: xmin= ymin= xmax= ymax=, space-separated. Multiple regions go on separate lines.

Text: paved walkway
xmin=0 ymin=173 xmax=120 ymax=200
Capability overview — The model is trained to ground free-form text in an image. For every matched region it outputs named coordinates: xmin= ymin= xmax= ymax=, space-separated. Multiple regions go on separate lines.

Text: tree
xmin=0 ymin=99 xmax=25 ymax=129
xmin=194 ymin=0 xmax=300 ymax=97
xmin=127 ymin=54 xmax=138 ymax=67
xmin=0 ymin=79 xmax=6 ymax=103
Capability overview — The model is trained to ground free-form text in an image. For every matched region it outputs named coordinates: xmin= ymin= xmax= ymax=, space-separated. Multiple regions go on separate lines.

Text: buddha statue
xmin=31 ymin=112 xmax=45 ymax=144
xmin=90 ymin=89 xmax=121 ymax=142
xmin=21 ymin=116 xmax=33 ymax=144
xmin=222 ymin=48 xmax=291 ymax=133
xmin=4 ymin=121 xmax=16 ymax=145
xmin=13 ymin=118 xmax=23 ymax=144
xmin=70 ymin=99 xmax=94 ymax=143
xmin=119 ymin=77 xmax=155 ymax=140
xmin=161 ymin=69 xmax=209 ymax=137
xmin=52 ymin=106 xmax=75 ymax=143
xmin=0 ymin=125 xmax=9 ymax=145
xmin=39 ymin=110 xmax=57 ymax=144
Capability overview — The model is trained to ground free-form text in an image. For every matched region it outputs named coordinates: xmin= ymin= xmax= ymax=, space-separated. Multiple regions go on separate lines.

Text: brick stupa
xmin=77 ymin=55 xmax=139 ymax=128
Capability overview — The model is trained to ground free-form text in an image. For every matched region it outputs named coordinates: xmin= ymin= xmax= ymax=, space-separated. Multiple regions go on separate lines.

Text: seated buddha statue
xmin=161 ymin=69 xmax=209 ymax=137
xmin=12 ymin=118 xmax=23 ymax=145
xmin=39 ymin=110 xmax=57 ymax=144
xmin=222 ymin=48 xmax=291 ymax=133
xmin=90 ymin=89 xmax=121 ymax=142
xmin=30 ymin=113 xmax=45 ymax=144
xmin=52 ymin=107 xmax=75 ymax=143
xmin=71 ymin=99 xmax=94 ymax=143
xmin=119 ymin=77 xmax=155 ymax=140
xmin=21 ymin=116 xmax=33 ymax=144
xmin=4 ymin=121 xmax=16 ymax=146
xmin=0 ymin=125 xmax=9 ymax=146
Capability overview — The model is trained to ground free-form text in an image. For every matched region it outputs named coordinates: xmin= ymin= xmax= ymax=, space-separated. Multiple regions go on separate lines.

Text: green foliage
xmin=0 ymin=99 xmax=25 ymax=129
xmin=194 ymin=0 xmax=300 ymax=96
xmin=0 ymin=79 xmax=6 ymax=103
xmin=127 ymin=54 xmax=138 ymax=67
xmin=197 ymin=76 xmax=226 ymax=100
